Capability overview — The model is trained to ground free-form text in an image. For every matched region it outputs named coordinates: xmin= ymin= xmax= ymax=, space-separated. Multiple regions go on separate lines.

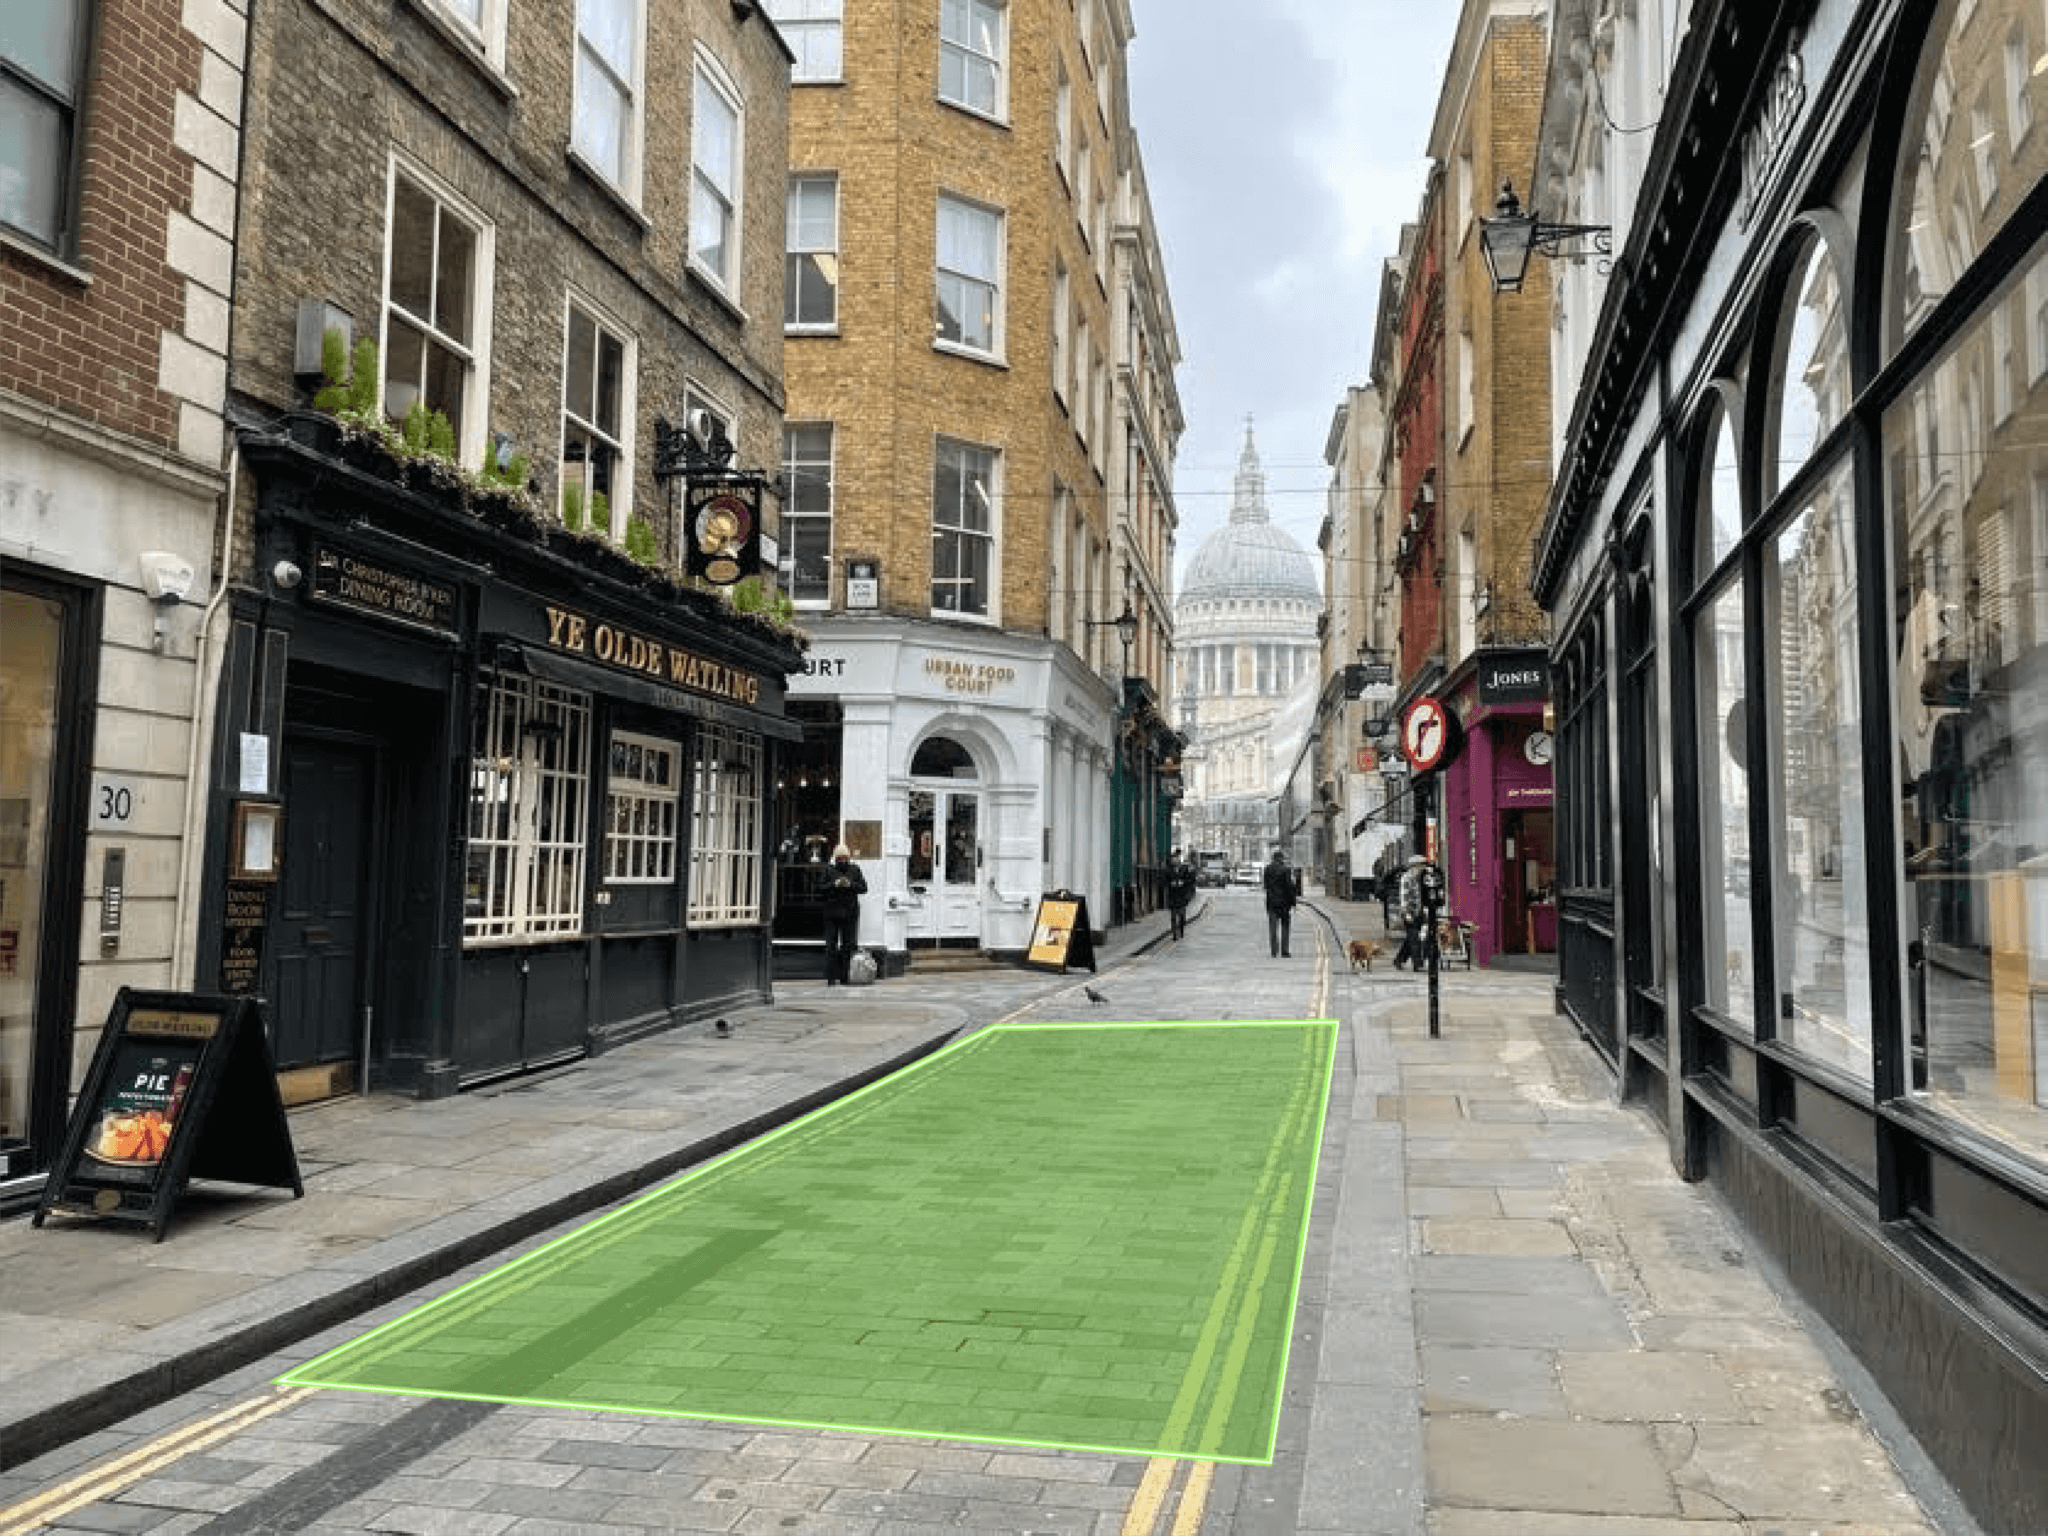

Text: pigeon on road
xmin=1083 ymin=985 xmax=1107 ymax=1004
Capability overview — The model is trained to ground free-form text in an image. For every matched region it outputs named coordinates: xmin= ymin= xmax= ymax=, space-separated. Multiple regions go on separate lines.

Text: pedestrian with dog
xmin=1392 ymin=853 xmax=1429 ymax=970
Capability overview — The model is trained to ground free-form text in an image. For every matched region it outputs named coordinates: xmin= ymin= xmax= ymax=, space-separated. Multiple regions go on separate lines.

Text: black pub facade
xmin=207 ymin=427 xmax=801 ymax=1098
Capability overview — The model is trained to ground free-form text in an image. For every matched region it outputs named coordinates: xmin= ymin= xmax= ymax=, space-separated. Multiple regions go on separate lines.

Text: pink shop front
xmin=1438 ymin=651 xmax=1555 ymax=967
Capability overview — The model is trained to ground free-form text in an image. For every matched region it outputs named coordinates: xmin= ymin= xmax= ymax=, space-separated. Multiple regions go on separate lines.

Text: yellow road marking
xmin=1120 ymin=1455 xmax=1180 ymax=1535
xmin=0 ymin=1385 xmax=317 ymax=1536
xmin=1170 ymin=1458 xmax=1217 ymax=1535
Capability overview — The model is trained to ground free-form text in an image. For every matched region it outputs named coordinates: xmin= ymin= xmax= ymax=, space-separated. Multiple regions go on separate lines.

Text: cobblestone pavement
xmin=0 ymin=890 xmax=1978 ymax=1535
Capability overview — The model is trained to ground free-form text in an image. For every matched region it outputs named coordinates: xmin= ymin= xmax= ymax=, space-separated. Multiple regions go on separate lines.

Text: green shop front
xmin=204 ymin=423 xmax=802 ymax=1101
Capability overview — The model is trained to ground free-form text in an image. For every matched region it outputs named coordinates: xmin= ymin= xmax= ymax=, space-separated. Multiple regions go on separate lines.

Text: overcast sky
xmin=1126 ymin=0 xmax=1461 ymax=589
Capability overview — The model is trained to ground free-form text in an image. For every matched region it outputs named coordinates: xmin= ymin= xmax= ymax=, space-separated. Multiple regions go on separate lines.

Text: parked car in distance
xmin=1195 ymin=851 xmax=1231 ymax=887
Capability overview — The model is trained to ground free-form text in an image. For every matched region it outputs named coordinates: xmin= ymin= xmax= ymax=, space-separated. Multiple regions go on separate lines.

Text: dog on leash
xmin=1347 ymin=939 xmax=1383 ymax=972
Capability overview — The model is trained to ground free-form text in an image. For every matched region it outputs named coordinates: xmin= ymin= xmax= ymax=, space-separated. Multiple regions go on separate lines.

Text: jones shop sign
xmin=1477 ymin=655 xmax=1549 ymax=705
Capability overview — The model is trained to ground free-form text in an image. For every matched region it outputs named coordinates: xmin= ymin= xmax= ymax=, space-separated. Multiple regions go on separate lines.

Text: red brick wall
xmin=0 ymin=0 xmax=200 ymax=449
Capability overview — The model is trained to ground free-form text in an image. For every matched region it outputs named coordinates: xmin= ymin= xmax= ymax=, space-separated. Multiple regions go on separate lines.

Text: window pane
xmin=383 ymin=319 xmax=426 ymax=422
xmin=1769 ymin=240 xmax=1848 ymax=497
xmin=694 ymin=83 xmax=736 ymax=196
xmin=1700 ymin=403 xmax=1741 ymax=575
xmin=1891 ymin=234 xmax=2048 ymax=1147
xmin=1697 ymin=579 xmax=1755 ymax=1027
xmin=578 ymin=0 xmax=633 ymax=75
xmin=566 ymin=309 xmax=595 ymax=418
xmin=423 ymin=338 xmax=467 ymax=431
xmin=0 ymin=3 xmax=81 ymax=89
xmin=1765 ymin=464 xmax=1870 ymax=1080
xmin=595 ymin=329 xmax=623 ymax=433
xmin=574 ymin=54 xmax=627 ymax=178
xmin=390 ymin=179 xmax=436 ymax=321
xmin=0 ymin=83 xmax=65 ymax=245
xmin=434 ymin=209 xmax=474 ymax=344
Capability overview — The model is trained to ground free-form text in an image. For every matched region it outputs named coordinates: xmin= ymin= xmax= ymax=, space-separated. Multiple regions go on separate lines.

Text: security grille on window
xmin=764 ymin=0 xmax=841 ymax=82
xmin=936 ymin=195 xmax=1001 ymax=354
xmin=782 ymin=423 xmax=834 ymax=604
xmin=688 ymin=724 xmax=764 ymax=927
xmin=605 ymin=731 xmax=680 ymax=884
xmin=0 ymin=0 xmax=89 ymax=252
xmin=939 ymin=0 xmax=1005 ymax=116
xmin=932 ymin=438 xmax=995 ymax=617
xmin=466 ymin=676 xmax=591 ymax=941
xmin=386 ymin=171 xmax=481 ymax=442
xmin=692 ymin=58 xmax=743 ymax=292
xmin=573 ymin=0 xmax=641 ymax=190
xmin=786 ymin=174 xmax=839 ymax=328
xmin=562 ymin=303 xmax=630 ymax=536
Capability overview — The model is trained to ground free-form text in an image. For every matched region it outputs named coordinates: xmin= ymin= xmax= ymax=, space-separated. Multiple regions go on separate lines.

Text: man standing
xmin=1392 ymin=854 xmax=1429 ymax=969
xmin=1263 ymin=849 xmax=1297 ymax=958
xmin=820 ymin=841 xmax=867 ymax=985
xmin=1165 ymin=850 xmax=1197 ymax=940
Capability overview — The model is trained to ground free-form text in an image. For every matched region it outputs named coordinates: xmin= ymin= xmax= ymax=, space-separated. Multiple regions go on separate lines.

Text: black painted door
xmin=272 ymin=739 xmax=372 ymax=1074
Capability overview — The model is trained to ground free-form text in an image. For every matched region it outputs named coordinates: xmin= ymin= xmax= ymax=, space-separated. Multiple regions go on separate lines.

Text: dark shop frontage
xmin=1531 ymin=0 xmax=2046 ymax=1526
xmin=203 ymin=423 xmax=802 ymax=1102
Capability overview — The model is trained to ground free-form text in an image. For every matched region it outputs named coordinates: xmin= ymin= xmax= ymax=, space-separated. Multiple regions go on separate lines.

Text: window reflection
xmin=1697 ymin=580 xmax=1754 ymax=1027
xmin=1890 ymin=234 xmax=2048 ymax=1149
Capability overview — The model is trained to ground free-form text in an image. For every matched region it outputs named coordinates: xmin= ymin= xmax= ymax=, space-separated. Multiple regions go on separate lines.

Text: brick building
xmin=767 ymin=0 xmax=1182 ymax=970
xmin=205 ymin=0 xmax=804 ymax=1099
xmin=1 ymin=0 xmax=245 ymax=1205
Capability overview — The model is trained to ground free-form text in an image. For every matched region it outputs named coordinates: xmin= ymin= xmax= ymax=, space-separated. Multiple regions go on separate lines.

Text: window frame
xmin=785 ymin=172 xmax=839 ymax=331
xmin=764 ymin=0 xmax=842 ymax=84
xmin=935 ymin=193 xmax=1005 ymax=360
xmin=691 ymin=49 xmax=746 ymax=298
xmin=0 ymin=0 xmax=94 ymax=259
xmin=382 ymin=159 xmax=494 ymax=465
xmin=559 ymin=295 xmax=636 ymax=540
xmin=604 ymin=730 xmax=681 ymax=886
xmin=938 ymin=0 xmax=1008 ymax=121
xmin=782 ymin=422 xmax=835 ymax=608
xmin=465 ymin=675 xmax=592 ymax=943
xmin=414 ymin=0 xmax=509 ymax=73
xmin=931 ymin=436 xmax=999 ymax=621
xmin=687 ymin=723 xmax=765 ymax=928
xmin=571 ymin=0 xmax=646 ymax=199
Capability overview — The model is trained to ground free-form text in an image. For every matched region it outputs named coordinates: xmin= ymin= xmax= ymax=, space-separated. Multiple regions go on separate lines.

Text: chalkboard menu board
xmin=1026 ymin=892 xmax=1096 ymax=974
xmin=34 ymin=988 xmax=302 ymax=1241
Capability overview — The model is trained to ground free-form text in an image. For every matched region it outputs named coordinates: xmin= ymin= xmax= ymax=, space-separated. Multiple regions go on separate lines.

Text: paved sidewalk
xmin=0 ymin=916 xmax=1174 ymax=1474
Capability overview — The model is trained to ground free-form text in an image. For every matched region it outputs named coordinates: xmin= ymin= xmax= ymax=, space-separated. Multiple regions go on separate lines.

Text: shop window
xmin=1888 ymin=233 xmax=2048 ymax=1147
xmin=782 ymin=423 xmax=834 ymax=605
xmin=691 ymin=52 xmax=744 ymax=296
xmin=0 ymin=585 xmax=65 ymax=1173
xmin=688 ymin=723 xmax=763 ymax=927
xmin=938 ymin=0 xmax=1006 ymax=119
xmin=384 ymin=166 xmax=487 ymax=455
xmin=932 ymin=437 xmax=996 ymax=618
xmin=572 ymin=0 xmax=644 ymax=196
xmin=1698 ymin=395 xmax=1743 ymax=575
xmin=1884 ymin=0 xmax=2047 ymax=362
xmin=763 ymin=0 xmax=841 ymax=83
xmin=466 ymin=676 xmax=591 ymax=941
xmin=785 ymin=174 xmax=839 ymax=329
xmin=0 ymin=0 xmax=90 ymax=255
xmin=1763 ymin=463 xmax=1872 ymax=1080
xmin=561 ymin=300 xmax=632 ymax=538
xmin=604 ymin=732 xmax=679 ymax=884
xmin=1695 ymin=581 xmax=1754 ymax=1029
xmin=1768 ymin=237 xmax=1850 ymax=497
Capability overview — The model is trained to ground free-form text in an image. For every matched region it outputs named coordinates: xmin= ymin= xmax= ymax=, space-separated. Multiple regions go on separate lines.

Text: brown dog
xmin=1347 ymin=939 xmax=1382 ymax=972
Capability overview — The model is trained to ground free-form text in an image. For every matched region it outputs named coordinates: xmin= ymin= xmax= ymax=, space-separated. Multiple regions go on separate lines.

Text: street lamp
xmin=1086 ymin=600 xmax=1140 ymax=669
xmin=1478 ymin=180 xmax=1613 ymax=294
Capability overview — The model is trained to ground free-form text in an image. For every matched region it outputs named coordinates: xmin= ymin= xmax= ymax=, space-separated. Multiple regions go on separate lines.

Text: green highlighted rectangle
xmin=281 ymin=1019 xmax=1337 ymax=1463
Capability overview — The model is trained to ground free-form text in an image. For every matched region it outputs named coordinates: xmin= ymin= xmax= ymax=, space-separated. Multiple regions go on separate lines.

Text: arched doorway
xmin=906 ymin=735 xmax=980 ymax=947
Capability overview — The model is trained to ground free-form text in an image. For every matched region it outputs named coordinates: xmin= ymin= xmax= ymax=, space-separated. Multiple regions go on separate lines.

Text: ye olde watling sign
xmin=311 ymin=547 xmax=457 ymax=634
xmin=544 ymin=606 xmax=762 ymax=705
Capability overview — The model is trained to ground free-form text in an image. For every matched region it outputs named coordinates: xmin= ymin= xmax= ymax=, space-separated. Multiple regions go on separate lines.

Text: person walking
xmin=820 ymin=842 xmax=867 ymax=985
xmin=1392 ymin=854 xmax=1429 ymax=969
xmin=1263 ymin=849 xmax=1297 ymax=957
xmin=1165 ymin=850 xmax=1197 ymax=940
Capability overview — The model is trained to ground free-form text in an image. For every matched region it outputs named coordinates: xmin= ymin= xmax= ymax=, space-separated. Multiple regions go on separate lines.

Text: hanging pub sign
xmin=1026 ymin=891 xmax=1097 ymax=974
xmin=34 ymin=988 xmax=302 ymax=1241
xmin=685 ymin=479 xmax=761 ymax=586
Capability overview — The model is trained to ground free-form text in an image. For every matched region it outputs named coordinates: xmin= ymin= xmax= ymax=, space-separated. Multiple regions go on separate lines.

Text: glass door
xmin=907 ymin=787 xmax=981 ymax=942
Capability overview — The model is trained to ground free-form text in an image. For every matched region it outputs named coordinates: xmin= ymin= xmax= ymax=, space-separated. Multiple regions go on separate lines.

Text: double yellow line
xmin=0 ymin=1385 xmax=317 ymax=1536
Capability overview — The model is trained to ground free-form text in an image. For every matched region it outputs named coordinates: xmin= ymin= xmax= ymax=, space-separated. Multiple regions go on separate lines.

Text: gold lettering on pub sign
xmin=543 ymin=606 xmax=761 ymax=705
xmin=128 ymin=1009 xmax=220 ymax=1040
